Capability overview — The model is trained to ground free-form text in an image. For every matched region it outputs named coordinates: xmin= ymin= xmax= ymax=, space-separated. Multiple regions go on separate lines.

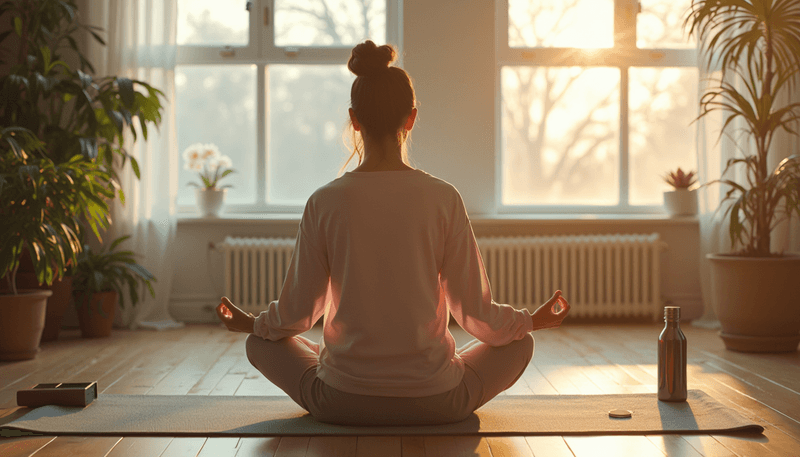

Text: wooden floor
xmin=1 ymin=322 xmax=799 ymax=456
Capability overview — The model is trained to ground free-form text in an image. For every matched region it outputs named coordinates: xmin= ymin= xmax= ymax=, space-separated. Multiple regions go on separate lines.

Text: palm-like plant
xmin=685 ymin=0 xmax=800 ymax=256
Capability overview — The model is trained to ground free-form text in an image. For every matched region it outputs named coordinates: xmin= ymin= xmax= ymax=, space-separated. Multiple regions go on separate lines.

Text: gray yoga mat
xmin=2 ymin=390 xmax=763 ymax=437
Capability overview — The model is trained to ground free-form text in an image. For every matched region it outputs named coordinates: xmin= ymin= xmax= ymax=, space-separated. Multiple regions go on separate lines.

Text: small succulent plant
xmin=663 ymin=168 xmax=698 ymax=190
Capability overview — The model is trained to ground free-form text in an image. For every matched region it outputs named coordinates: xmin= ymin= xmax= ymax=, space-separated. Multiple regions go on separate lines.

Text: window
xmin=175 ymin=0 xmax=399 ymax=211
xmin=498 ymin=0 xmax=698 ymax=212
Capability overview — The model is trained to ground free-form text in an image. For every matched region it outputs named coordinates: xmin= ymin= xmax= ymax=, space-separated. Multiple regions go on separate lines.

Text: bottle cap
xmin=664 ymin=306 xmax=680 ymax=320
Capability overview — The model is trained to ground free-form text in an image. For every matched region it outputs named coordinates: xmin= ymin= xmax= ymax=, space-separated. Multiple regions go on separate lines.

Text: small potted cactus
xmin=663 ymin=168 xmax=698 ymax=216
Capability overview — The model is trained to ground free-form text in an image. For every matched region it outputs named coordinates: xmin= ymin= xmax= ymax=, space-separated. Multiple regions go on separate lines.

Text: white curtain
xmin=81 ymin=0 xmax=183 ymax=330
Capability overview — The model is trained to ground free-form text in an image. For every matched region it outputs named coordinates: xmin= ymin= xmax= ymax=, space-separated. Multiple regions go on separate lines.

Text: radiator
xmin=477 ymin=234 xmax=665 ymax=318
xmin=218 ymin=233 xmax=665 ymax=318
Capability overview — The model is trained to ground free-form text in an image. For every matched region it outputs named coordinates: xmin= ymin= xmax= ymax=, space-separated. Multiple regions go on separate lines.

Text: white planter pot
xmin=195 ymin=188 xmax=226 ymax=217
xmin=663 ymin=189 xmax=698 ymax=216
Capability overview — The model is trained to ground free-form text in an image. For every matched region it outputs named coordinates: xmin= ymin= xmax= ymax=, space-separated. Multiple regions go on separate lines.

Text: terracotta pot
xmin=0 ymin=289 xmax=52 ymax=361
xmin=75 ymin=290 xmax=118 ymax=338
xmin=6 ymin=273 xmax=74 ymax=342
xmin=708 ymin=253 xmax=800 ymax=352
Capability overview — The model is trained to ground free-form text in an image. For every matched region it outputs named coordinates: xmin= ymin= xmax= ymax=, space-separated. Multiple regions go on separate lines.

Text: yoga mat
xmin=2 ymin=390 xmax=763 ymax=437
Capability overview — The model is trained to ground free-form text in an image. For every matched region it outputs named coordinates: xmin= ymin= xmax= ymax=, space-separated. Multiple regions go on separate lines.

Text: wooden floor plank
xmin=273 ymin=436 xmax=309 ymax=456
xmin=400 ymin=436 xmax=426 ymax=457
xmin=523 ymin=436 xmax=574 ymax=457
xmin=159 ymin=437 xmax=207 ymax=457
xmin=196 ymin=437 xmax=240 ymax=457
xmin=564 ymin=435 xmax=666 ymax=457
xmin=425 ymin=436 xmax=492 ymax=457
xmin=105 ymin=437 xmax=174 ymax=457
xmin=234 ymin=437 xmax=280 ymax=457
xmin=679 ymin=435 xmax=739 ymax=457
xmin=355 ymin=437 xmax=401 ymax=457
xmin=645 ymin=435 xmax=705 ymax=457
xmin=305 ymin=436 xmax=357 ymax=457
xmin=0 ymin=436 xmax=56 ymax=457
xmin=486 ymin=436 xmax=535 ymax=456
xmin=30 ymin=436 xmax=122 ymax=457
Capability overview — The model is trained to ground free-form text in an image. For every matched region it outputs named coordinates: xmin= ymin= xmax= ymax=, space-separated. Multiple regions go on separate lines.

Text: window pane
xmin=509 ymin=0 xmax=613 ymax=48
xmin=177 ymin=0 xmax=249 ymax=46
xmin=629 ymin=68 xmax=698 ymax=205
xmin=175 ymin=65 xmax=257 ymax=206
xmin=501 ymin=67 xmax=620 ymax=205
xmin=268 ymin=65 xmax=354 ymax=204
xmin=637 ymin=0 xmax=696 ymax=49
xmin=274 ymin=0 xmax=386 ymax=47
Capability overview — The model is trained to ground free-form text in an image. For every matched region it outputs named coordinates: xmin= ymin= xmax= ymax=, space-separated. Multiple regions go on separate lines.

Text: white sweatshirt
xmin=253 ymin=168 xmax=534 ymax=397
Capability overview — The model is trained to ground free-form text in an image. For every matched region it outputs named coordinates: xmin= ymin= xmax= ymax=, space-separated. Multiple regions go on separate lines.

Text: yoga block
xmin=17 ymin=381 xmax=98 ymax=408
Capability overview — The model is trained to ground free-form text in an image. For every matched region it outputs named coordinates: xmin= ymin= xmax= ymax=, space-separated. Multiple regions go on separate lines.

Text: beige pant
xmin=245 ymin=332 xmax=534 ymax=426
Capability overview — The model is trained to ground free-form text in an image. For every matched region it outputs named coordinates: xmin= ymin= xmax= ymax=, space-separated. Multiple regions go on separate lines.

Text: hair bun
xmin=348 ymin=40 xmax=396 ymax=76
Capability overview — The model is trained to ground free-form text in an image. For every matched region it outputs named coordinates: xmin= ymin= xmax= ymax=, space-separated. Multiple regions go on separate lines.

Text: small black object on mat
xmin=1 ymin=390 xmax=763 ymax=437
xmin=17 ymin=382 xmax=98 ymax=408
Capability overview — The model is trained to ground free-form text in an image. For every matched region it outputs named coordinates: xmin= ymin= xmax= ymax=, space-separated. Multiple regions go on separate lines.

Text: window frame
xmin=494 ymin=0 xmax=698 ymax=215
xmin=175 ymin=0 xmax=403 ymax=214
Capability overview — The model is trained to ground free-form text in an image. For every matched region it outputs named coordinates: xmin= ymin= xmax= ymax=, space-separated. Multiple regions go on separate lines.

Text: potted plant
xmin=0 ymin=0 xmax=165 ymax=339
xmin=686 ymin=0 xmax=800 ymax=352
xmin=183 ymin=143 xmax=236 ymax=217
xmin=663 ymin=168 xmax=699 ymax=216
xmin=0 ymin=126 xmax=114 ymax=360
xmin=71 ymin=235 xmax=156 ymax=338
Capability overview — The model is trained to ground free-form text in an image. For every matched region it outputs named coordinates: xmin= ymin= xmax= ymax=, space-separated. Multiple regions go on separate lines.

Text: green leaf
xmin=89 ymin=29 xmax=106 ymax=46
xmin=110 ymin=235 xmax=130 ymax=252
xmin=118 ymin=78 xmax=135 ymax=108
xmin=13 ymin=17 xmax=21 ymax=37
xmin=130 ymin=156 xmax=141 ymax=180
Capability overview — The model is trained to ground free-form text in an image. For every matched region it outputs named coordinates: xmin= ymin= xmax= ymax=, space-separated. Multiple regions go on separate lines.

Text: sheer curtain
xmin=81 ymin=0 xmax=183 ymax=330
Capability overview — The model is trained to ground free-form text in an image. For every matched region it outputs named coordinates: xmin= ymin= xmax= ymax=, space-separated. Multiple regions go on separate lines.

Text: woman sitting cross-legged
xmin=215 ymin=40 xmax=571 ymax=426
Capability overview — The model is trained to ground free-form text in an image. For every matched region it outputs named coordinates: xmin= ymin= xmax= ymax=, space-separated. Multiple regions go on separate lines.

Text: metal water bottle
xmin=658 ymin=306 xmax=687 ymax=402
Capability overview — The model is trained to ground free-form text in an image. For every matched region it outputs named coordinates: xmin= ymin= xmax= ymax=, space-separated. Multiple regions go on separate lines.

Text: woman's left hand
xmin=216 ymin=297 xmax=256 ymax=333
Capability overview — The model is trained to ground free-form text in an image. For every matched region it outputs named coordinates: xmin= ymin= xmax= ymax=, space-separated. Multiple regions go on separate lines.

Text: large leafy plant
xmin=0 ymin=0 xmax=165 ymax=293
xmin=71 ymin=235 xmax=156 ymax=317
xmin=0 ymin=126 xmax=114 ymax=294
xmin=0 ymin=0 xmax=164 ymax=192
xmin=686 ymin=0 xmax=800 ymax=256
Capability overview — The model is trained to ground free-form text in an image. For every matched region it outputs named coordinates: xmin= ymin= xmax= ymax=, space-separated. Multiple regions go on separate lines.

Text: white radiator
xmin=218 ymin=233 xmax=665 ymax=318
xmin=477 ymin=234 xmax=665 ymax=318
xmin=217 ymin=236 xmax=296 ymax=312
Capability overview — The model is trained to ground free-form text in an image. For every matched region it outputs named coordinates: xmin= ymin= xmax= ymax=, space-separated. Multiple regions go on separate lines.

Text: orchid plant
xmin=182 ymin=143 xmax=235 ymax=190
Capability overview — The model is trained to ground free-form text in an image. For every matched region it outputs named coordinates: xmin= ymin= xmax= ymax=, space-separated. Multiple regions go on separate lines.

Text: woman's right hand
xmin=531 ymin=290 xmax=570 ymax=331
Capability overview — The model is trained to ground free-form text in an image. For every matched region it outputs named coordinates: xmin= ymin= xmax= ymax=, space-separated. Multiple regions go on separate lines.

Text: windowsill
xmin=176 ymin=212 xmax=698 ymax=225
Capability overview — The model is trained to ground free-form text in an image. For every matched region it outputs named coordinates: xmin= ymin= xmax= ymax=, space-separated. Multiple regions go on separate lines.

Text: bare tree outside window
xmin=502 ymin=0 xmax=698 ymax=207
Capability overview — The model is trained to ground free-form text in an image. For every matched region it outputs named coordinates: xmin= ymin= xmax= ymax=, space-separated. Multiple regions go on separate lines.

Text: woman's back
xmin=307 ymin=168 xmax=466 ymax=396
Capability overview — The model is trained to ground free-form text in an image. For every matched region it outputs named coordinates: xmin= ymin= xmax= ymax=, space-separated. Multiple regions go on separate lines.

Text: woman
xmin=216 ymin=40 xmax=570 ymax=426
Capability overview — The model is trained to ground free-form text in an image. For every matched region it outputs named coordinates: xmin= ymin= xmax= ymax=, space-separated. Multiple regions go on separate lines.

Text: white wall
xmin=168 ymin=1 xmax=703 ymax=323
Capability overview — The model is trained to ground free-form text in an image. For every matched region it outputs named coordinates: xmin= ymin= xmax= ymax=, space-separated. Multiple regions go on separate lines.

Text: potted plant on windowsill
xmin=663 ymin=167 xmax=699 ymax=216
xmin=71 ymin=235 xmax=156 ymax=338
xmin=686 ymin=0 xmax=800 ymax=352
xmin=183 ymin=143 xmax=236 ymax=217
xmin=0 ymin=126 xmax=114 ymax=360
